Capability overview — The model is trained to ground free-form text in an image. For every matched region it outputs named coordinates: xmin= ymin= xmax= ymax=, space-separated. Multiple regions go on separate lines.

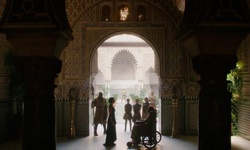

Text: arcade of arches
xmin=0 ymin=0 xmax=250 ymax=150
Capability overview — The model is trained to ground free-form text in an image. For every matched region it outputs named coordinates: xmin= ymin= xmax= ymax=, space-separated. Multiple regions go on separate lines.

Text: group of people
xmin=91 ymin=92 xmax=116 ymax=146
xmin=123 ymin=97 xmax=150 ymax=132
xmin=91 ymin=92 xmax=155 ymax=147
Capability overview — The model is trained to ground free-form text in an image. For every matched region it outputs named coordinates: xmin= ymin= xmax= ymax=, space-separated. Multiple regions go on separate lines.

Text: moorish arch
xmin=60 ymin=1 xmax=186 ymax=98
xmin=111 ymin=50 xmax=137 ymax=68
xmin=1 ymin=1 xmax=250 ymax=150
xmin=111 ymin=50 xmax=138 ymax=81
xmin=91 ymin=33 xmax=160 ymax=126
xmin=57 ymin=0 xmax=189 ymax=136
xmin=92 ymin=33 xmax=159 ymax=98
xmin=88 ymin=30 xmax=163 ymax=83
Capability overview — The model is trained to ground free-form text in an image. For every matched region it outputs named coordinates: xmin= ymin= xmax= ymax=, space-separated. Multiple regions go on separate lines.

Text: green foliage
xmin=129 ymin=88 xmax=146 ymax=103
xmin=129 ymin=93 xmax=139 ymax=101
xmin=138 ymin=88 xmax=146 ymax=99
xmin=227 ymin=61 xmax=244 ymax=135
xmin=113 ymin=93 xmax=118 ymax=101
xmin=101 ymin=85 xmax=110 ymax=99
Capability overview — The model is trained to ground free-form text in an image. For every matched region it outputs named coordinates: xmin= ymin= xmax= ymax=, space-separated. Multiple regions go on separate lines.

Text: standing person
xmin=132 ymin=99 xmax=141 ymax=123
xmin=122 ymin=90 xmax=126 ymax=103
xmin=103 ymin=97 xmax=117 ymax=146
xmin=91 ymin=92 xmax=108 ymax=136
xmin=142 ymin=97 xmax=150 ymax=119
xmin=123 ymin=98 xmax=132 ymax=131
xmin=149 ymin=89 xmax=157 ymax=109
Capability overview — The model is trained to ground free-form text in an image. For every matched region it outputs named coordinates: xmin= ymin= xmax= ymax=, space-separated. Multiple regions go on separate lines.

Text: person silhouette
xmin=142 ymin=97 xmax=150 ymax=119
xmin=132 ymin=99 xmax=141 ymax=123
xmin=103 ymin=97 xmax=117 ymax=146
xmin=123 ymin=98 xmax=132 ymax=131
xmin=130 ymin=106 xmax=157 ymax=143
xmin=91 ymin=92 xmax=108 ymax=136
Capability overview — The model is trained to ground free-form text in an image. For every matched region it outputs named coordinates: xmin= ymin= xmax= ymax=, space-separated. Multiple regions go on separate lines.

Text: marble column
xmin=192 ymin=55 xmax=237 ymax=150
xmin=15 ymin=56 xmax=61 ymax=150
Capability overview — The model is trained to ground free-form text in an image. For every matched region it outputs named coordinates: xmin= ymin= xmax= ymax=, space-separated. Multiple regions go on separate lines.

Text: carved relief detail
xmin=237 ymin=35 xmax=250 ymax=73
xmin=61 ymin=0 xmax=194 ymax=99
xmin=66 ymin=0 xmax=183 ymax=28
xmin=8 ymin=1 xmax=48 ymax=22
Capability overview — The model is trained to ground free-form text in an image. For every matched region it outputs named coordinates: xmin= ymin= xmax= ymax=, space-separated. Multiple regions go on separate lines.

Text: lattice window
xmin=101 ymin=5 xmax=111 ymax=21
xmin=137 ymin=5 xmax=146 ymax=21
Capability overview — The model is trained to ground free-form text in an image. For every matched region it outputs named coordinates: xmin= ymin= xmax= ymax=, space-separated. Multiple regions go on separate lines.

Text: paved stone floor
xmin=1 ymin=125 xmax=250 ymax=150
xmin=1 ymin=103 xmax=250 ymax=150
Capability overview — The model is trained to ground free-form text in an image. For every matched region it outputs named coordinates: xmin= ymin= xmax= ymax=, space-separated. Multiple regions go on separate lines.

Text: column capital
xmin=15 ymin=56 xmax=61 ymax=97
xmin=193 ymin=54 xmax=237 ymax=77
xmin=193 ymin=54 xmax=237 ymax=93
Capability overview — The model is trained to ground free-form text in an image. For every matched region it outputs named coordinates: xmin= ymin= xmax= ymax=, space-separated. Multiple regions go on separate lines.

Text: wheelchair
xmin=127 ymin=107 xmax=162 ymax=149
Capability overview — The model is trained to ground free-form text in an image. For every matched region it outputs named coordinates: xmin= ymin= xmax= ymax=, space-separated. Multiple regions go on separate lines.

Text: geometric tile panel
xmin=185 ymin=98 xmax=199 ymax=135
xmin=161 ymin=97 xmax=173 ymax=135
xmin=0 ymin=33 xmax=13 ymax=142
xmin=55 ymin=98 xmax=89 ymax=137
xmin=161 ymin=97 xmax=198 ymax=135
xmin=177 ymin=98 xmax=185 ymax=135
xmin=0 ymin=74 xmax=11 ymax=141
xmin=238 ymin=100 xmax=250 ymax=141
xmin=75 ymin=99 xmax=89 ymax=136
xmin=0 ymin=100 xmax=12 ymax=142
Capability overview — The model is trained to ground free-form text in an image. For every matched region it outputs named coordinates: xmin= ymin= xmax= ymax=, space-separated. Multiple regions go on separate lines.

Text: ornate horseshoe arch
xmin=86 ymin=27 xmax=164 ymax=79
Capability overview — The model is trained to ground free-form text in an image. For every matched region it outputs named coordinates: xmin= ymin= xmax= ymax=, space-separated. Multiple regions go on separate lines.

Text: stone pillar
xmin=192 ymin=55 xmax=237 ymax=150
xmin=0 ymin=1 xmax=72 ymax=149
xmin=15 ymin=56 xmax=61 ymax=150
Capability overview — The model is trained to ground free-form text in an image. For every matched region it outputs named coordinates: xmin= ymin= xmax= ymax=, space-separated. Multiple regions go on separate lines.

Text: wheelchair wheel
xmin=127 ymin=142 xmax=132 ymax=148
xmin=156 ymin=131 xmax=162 ymax=143
xmin=142 ymin=136 xmax=157 ymax=149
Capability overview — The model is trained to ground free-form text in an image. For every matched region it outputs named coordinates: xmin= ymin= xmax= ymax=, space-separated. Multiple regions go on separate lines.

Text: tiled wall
xmin=238 ymin=100 xmax=250 ymax=140
xmin=161 ymin=97 xmax=198 ymax=135
xmin=55 ymin=98 xmax=89 ymax=136
xmin=0 ymin=100 xmax=12 ymax=141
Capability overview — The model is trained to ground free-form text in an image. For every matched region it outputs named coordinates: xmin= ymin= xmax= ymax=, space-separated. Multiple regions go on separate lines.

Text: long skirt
xmin=104 ymin=118 xmax=117 ymax=145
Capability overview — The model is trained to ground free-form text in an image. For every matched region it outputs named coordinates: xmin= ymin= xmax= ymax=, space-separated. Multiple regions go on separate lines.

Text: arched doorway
xmin=90 ymin=33 xmax=161 ymax=132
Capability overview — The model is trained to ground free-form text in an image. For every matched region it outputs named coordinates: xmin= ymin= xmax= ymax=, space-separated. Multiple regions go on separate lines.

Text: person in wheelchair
xmin=130 ymin=106 xmax=157 ymax=143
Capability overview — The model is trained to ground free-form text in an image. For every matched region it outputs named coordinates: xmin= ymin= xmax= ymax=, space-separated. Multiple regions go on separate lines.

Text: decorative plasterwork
xmin=111 ymin=50 xmax=137 ymax=68
xmin=0 ymin=0 xmax=72 ymax=40
xmin=85 ymin=27 xmax=164 ymax=78
xmin=237 ymin=34 xmax=250 ymax=73
xmin=60 ymin=0 xmax=187 ymax=98
xmin=65 ymin=0 xmax=183 ymax=28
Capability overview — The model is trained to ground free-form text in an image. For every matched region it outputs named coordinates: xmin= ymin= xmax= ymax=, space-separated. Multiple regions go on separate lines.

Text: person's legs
xmin=94 ymin=124 xmax=98 ymax=136
xmin=129 ymin=119 xmax=132 ymax=131
xmin=124 ymin=119 xmax=127 ymax=131
xmin=103 ymin=123 xmax=107 ymax=134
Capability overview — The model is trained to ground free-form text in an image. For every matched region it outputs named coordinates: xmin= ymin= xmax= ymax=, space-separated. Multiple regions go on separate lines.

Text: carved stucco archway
xmin=61 ymin=0 xmax=185 ymax=99
xmin=89 ymin=31 xmax=162 ymax=127
xmin=87 ymin=29 xmax=163 ymax=79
